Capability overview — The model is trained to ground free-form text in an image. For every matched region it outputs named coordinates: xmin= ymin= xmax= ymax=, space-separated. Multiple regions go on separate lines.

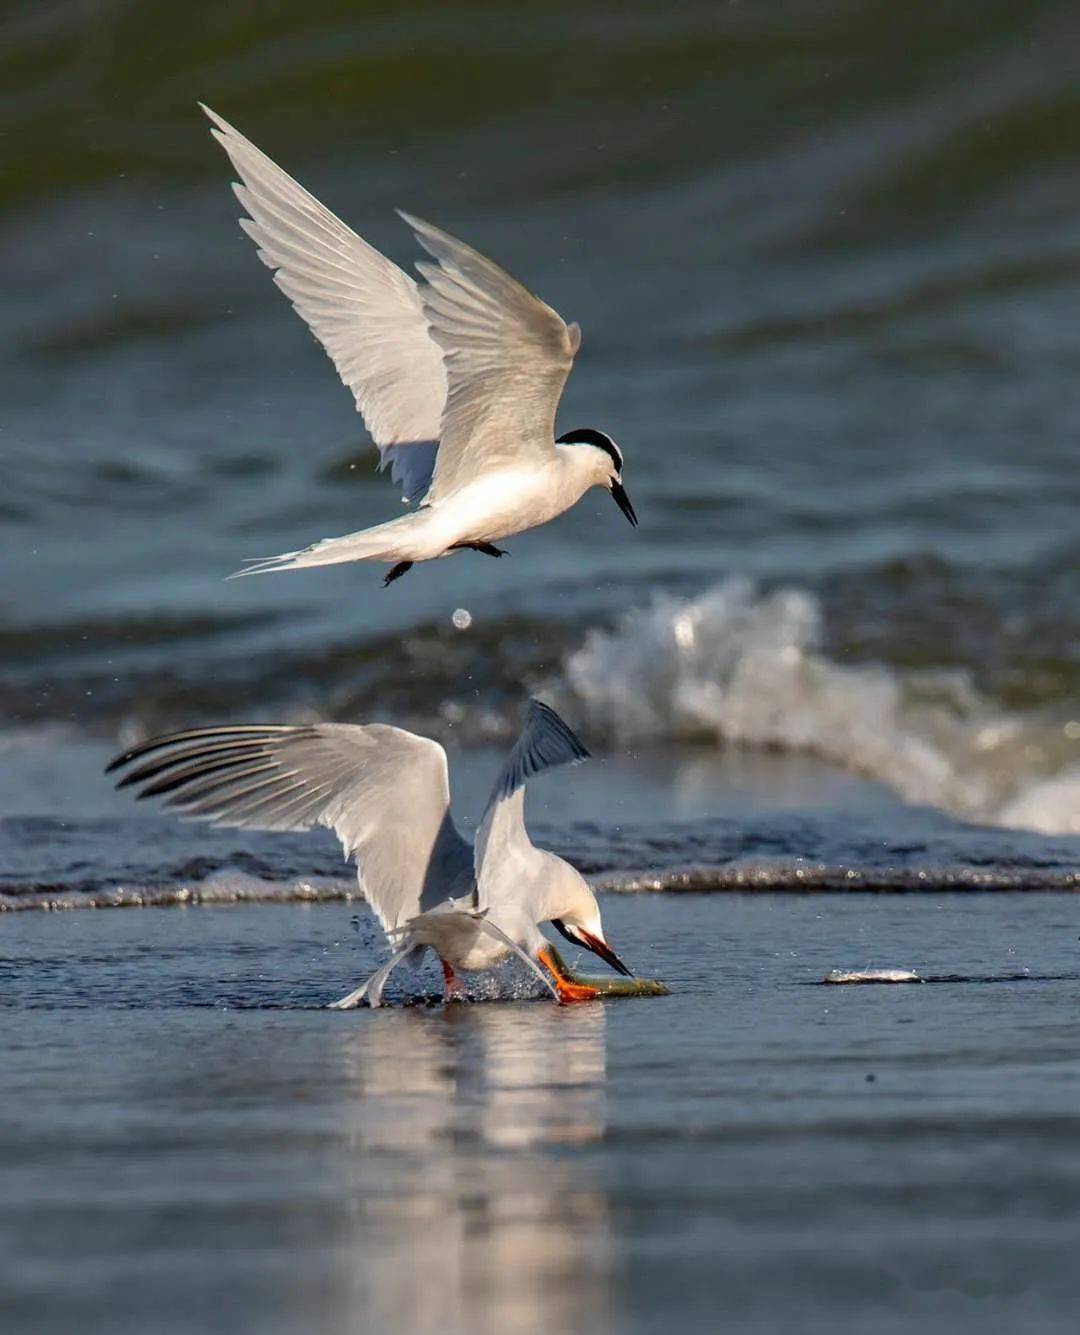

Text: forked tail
xmin=230 ymin=510 xmax=433 ymax=577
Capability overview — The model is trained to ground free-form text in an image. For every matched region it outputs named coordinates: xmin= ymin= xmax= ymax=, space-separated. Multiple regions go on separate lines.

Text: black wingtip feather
xmin=493 ymin=699 xmax=591 ymax=801
xmin=528 ymin=699 xmax=591 ymax=762
xmin=104 ymin=725 xmax=300 ymax=778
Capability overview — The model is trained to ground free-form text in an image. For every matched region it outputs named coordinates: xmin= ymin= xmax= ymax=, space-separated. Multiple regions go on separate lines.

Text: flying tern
xmin=106 ymin=700 xmax=633 ymax=1006
xmin=202 ymin=105 xmax=638 ymax=586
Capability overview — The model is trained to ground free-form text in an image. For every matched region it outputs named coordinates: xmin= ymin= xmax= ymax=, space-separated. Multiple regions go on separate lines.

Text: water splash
xmin=552 ymin=579 xmax=1079 ymax=834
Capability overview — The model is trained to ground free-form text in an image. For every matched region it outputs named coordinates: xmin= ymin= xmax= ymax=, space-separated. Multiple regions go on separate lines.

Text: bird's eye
xmin=552 ymin=918 xmax=581 ymax=948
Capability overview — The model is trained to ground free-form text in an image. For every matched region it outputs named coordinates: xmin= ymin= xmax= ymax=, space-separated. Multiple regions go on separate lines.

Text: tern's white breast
xmin=437 ymin=457 xmax=588 ymax=545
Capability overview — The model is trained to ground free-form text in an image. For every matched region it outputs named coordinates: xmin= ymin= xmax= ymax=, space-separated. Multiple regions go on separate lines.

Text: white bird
xmin=106 ymin=700 xmax=633 ymax=1006
xmin=201 ymin=105 xmax=638 ymax=586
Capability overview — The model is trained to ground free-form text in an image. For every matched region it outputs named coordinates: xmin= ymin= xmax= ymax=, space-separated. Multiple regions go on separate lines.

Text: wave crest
xmin=554 ymin=579 xmax=1079 ymax=835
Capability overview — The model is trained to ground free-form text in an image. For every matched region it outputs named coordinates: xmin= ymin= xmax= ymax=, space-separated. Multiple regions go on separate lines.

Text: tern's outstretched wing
xmin=398 ymin=212 xmax=581 ymax=505
xmin=107 ymin=722 xmax=473 ymax=933
xmin=473 ymin=700 xmax=590 ymax=907
xmin=203 ymin=106 xmax=446 ymax=497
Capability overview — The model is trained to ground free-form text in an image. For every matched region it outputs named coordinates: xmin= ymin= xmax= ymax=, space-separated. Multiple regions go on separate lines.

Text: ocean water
xmin=2 ymin=1 xmax=1078 ymax=884
xmin=6 ymin=894 xmax=1080 ymax=1335
xmin=2 ymin=4 xmax=1080 ymax=1329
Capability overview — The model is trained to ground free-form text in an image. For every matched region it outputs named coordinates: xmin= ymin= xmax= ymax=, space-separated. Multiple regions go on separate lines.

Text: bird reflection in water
xmin=331 ymin=1004 xmax=613 ymax=1333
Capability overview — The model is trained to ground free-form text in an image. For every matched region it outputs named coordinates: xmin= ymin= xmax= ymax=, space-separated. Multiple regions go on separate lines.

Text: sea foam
xmin=553 ymin=579 xmax=1079 ymax=835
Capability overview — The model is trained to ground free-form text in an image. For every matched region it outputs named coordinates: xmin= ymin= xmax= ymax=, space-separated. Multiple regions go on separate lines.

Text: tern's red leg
xmin=441 ymin=958 xmax=466 ymax=1003
xmin=537 ymin=947 xmax=600 ymax=1004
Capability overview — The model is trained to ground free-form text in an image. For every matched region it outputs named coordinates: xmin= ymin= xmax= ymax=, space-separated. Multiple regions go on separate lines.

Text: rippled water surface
xmin=6 ymin=895 xmax=1080 ymax=1335
xmin=3 ymin=7 xmax=1080 ymax=1328
xmin=2 ymin=0 xmax=1078 ymax=864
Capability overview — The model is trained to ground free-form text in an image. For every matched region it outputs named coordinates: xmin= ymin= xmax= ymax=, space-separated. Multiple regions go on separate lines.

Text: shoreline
xmin=4 ymin=861 xmax=1078 ymax=912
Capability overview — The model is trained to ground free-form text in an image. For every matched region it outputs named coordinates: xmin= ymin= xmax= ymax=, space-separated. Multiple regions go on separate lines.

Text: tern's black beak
xmin=552 ymin=918 xmax=635 ymax=978
xmin=611 ymin=479 xmax=638 ymax=527
xmin=581 ymin=931 xmax=635 ymax=978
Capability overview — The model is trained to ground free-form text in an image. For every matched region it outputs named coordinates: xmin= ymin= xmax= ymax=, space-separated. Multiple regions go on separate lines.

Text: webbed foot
xmin=451 ymin=542 xmax=510 ymax=558
xmin=537 ymin=946 xmax=601 ymax=1004
xmin=384 ymin=560 xmax=414 ymax=586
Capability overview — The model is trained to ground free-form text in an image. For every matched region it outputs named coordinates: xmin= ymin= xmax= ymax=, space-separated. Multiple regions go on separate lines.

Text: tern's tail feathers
xmin=328 ymin=944 xmax=423 ymax=1010
xmin=332 ymin=906 xmax=559 ymax=1009
xmin=229 ymin=512 xmax=432 ymax=577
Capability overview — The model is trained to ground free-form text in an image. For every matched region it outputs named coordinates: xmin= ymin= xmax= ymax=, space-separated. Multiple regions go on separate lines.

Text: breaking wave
xmin=551 ymin=580 xmax=1079 ymax=836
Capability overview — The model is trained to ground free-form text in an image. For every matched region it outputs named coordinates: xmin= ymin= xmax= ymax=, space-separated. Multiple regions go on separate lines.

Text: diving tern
xmin=107 ymin=700 xmax=633 ymax=1006
xmin=202 ymin=105 xmax=638 ymax=586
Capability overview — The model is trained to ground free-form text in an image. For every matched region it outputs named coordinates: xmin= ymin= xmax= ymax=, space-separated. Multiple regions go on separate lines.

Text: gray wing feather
xmin=378 ymin=440 xmax=439 ymax=505
xmin=473 ymin=700 xmax=590 ymax=888
xmin=487 ymin=700 xmax=590 ymax=804
xmin=108 ymin=722 xmax=473 ymax=932
xmin=397 ymin=211 xmax=578 ymax=504
xmin=202 ymin=106 xmax=447 ymax=480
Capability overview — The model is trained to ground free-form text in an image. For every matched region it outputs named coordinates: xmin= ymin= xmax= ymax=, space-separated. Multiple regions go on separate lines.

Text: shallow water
xmin=2 ymin=737 xmax=1077 ymax=910
xmin=5 ymin=894 xmax=1080 ymax=1335
xmin=3 ymin=8 xmax=1080 ymax=1326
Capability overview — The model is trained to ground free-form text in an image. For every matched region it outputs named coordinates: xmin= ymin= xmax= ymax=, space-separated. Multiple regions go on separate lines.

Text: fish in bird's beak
xmin=610 ymin=478 xmax=638 ymax=527
xmin=552 ymin=919 xmax=634 ymax=977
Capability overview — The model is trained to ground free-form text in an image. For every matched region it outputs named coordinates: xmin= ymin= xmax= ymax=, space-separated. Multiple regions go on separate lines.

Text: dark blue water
xmin=0 ymin=736 xmax=1076 ymax=909
xmin=1 ymin=0 xmax=1077 ymax=861
xmin=2 ymin=8 xmax=1080 ymax=1329
xmin=5 ymin=894 xmax=1080 ymax=1335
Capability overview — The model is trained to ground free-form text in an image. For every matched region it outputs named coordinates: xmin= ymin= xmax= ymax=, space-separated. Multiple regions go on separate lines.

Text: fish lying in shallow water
xmin=822 ymin=968 xmax=922 ymax=985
